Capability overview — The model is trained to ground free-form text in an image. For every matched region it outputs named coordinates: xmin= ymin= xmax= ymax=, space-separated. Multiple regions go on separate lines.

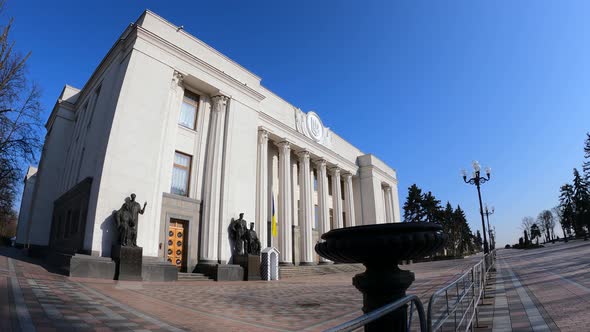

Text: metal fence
xmin=426 ymin=251 xmax=496 ymax=332
xmin=323 ymin=251 xmax=496 ymax=332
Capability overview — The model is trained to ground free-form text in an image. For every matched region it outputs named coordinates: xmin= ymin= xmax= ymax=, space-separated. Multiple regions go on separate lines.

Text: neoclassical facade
xmin=16 ymin=10 xmax=400 ymax=273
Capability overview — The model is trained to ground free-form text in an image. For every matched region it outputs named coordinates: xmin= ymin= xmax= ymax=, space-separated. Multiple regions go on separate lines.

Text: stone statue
xmin=230 ymin=213 xmax=248 ymax=255
xmin=115 ymin=193 xmax=147 ymax=246
xmin=245 ymin=222 xmax=261 ymax=255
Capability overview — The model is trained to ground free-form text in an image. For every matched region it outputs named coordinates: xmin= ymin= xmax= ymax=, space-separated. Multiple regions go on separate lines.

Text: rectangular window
xmin=171 ymin=151 xmax=191 ymax=196
xmin=178 ymin=90 xmax=199 ymax=130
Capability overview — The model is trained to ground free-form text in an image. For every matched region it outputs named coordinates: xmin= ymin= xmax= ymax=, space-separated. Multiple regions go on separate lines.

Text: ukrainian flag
xmin=271 ymin=192 xmax=278 ymax=237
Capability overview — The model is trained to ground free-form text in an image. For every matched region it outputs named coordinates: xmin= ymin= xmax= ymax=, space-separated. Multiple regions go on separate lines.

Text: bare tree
xmin=0 ymin=1 xmax=42 ymax=216
xmin=537 ymin=210 xmax=554 ymax=242
xmin=521 ymin=216 xmax=535 ymax=234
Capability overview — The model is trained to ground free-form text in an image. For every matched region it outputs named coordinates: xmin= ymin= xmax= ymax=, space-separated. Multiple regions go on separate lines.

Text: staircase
xmin=279 ymin=263 xmax=364 ymax=279
xmin=177 ymin=272 xmax=214 ymax=281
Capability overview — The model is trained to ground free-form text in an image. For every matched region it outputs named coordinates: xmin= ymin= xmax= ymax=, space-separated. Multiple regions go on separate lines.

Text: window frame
xmin=178 ymin=90 xmax=200 ymax=130
xmin=171 ymin=151 xmax=192 ymax=197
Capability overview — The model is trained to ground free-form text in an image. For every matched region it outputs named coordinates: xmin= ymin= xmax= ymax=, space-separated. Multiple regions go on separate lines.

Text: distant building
xmin=16 ymin=10 xmax=400 ymax=275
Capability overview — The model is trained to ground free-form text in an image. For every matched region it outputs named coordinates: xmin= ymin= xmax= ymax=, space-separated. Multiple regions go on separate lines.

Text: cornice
xmin=142 ymin=10 xmax=261 ymax=82
xmin=135 ymin=26 xmax=265 ymax=103
xmin=358 ymin=164 xmax=397 ymax=184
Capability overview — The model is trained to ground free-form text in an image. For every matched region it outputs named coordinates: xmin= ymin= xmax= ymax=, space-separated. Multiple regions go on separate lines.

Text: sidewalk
xmin=476 ymin=241 xmax=590 ymax=332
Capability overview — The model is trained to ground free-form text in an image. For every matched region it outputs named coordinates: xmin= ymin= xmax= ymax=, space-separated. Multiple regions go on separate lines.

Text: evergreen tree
xmin=559 ymin=184 xmax=575 ymax=238
xmin=474 ymin=230 xmax=483 ymax=252
xmin=524 ymin=230 xmax=530 ymax=245
xmin=441 ymin=202 xmax=456 ymax=254
xmin=453 ymin=205 xmax=471 ymax=255
xmin=422 ymin=191 xmax=442 ymax=224
xmin=403 ymin=184 xmax=426 ymax=223
xmin=572 ymin=168 xmax=590 ymax=237
xmin=583 ymin=133 xmax=590 ymax=182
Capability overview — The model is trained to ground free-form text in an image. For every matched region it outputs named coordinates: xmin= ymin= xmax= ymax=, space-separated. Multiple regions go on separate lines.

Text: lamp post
xmin=462 ymin=160 xmax=491 ymax=254
xmin=484 ymin=204 xmax=494 ymax=250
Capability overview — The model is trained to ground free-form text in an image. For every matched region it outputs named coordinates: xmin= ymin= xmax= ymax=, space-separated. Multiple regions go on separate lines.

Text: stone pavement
xmin=475 ymin=240 xmax=590 ymax=332
xmin=0 ymin=246 xmax=480 ymax=332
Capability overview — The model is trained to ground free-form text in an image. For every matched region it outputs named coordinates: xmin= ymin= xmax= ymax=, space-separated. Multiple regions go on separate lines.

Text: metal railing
xmin=324 ymin=294 xmax=427 ymax=332
xmin=427 ymin=251 xmax=496 ymax=332
xmin=323 ymin=251 xmax=496 ymax=332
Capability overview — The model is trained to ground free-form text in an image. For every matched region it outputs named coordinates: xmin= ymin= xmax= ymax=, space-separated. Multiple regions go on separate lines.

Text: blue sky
xmin=6 ymin=1 xmax=590 ymax=246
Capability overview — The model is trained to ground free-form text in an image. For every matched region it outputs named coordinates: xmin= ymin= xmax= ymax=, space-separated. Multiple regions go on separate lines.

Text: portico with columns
xmin=252 ymin=110 xmax=400 ymax=266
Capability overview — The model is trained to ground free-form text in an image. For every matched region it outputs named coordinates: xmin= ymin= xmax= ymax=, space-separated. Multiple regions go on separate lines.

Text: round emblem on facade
xmin=177 ymin=241 xmax=182 ymax=247
xmin=176 ymin=249 xmax=181 ymax=255
xmin=176 ymin=259 xmax=181 ymax=265
xmin=167 ymin=258 xmax=172 ymax=262
xmin=177 ymin=232 xmax=183 ymax=238
xmin=169 ymin=231 xmax=173 ymax=237
xmin=306 ymin=112 xmax=323 ymax=142
xmin=168 ymin=240 xmax=173 ymax=245
xmin=168 ymin=249 xmax=172 ymax=255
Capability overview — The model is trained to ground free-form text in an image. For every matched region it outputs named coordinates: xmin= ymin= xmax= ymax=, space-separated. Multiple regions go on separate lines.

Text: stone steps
xmin=279 ymin=263 xmax=364 ymax=279
xmin=177 ymin=272 xmax=213 ymax=281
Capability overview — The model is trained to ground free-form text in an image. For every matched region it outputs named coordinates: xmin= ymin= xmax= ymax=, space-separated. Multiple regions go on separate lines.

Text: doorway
xmin=167 ymin=219 xmax=188 ymax=271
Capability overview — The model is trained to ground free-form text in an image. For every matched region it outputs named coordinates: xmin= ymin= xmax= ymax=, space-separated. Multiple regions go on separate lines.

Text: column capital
xmin=275 ymin=140 xmax=290 ymax=151
xmin=258 ymin=128 xmax=269 ymax=143
xmin=211 ymin=95 xmax=230 ymax=112
xmin=172 ymin=71 xmax=184 ymax=88
xmin=297 ymin=150 xmax=311 ymax=160
xmin=342 ymin=172 xmax=353 ymax=181
xmin=314 ymin=158 xmax=328 ymax=168
xmin=384 ymin=185 xmax=392 ymax=193
xmin=329 ymin=166 xmax=341 ymax=176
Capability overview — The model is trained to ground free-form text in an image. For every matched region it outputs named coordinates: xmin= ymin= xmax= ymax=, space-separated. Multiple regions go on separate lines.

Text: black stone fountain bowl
xmin=315 ymin=222 xmax=447 ymax=265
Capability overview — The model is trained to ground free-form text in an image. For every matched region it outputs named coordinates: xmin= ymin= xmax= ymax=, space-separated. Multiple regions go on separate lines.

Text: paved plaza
xmin=476 ymin=240 xmax=590 ymax=332
xmin=1 ymin=241 xmax=589 ymax=331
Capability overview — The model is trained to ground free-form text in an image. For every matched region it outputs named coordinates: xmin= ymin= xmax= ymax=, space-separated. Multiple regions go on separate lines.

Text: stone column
xmin=384 ymin=186 xmax=393 ymax=223
xmin=277 ymin=141 xmax=293 ymax=265
xmin=298 ymin=150 xmax=314 ymax=265
xmin=386 ymin=186 xmax=397 ymax=223
xmin=291 ymin=160 xmax=299 ymax=227
xmin=343 ymin=173 xmax=356 ymax=227
xmin=255 ymin=129 xmax=269 ymax=245
xmin=199 ymin=95 xmax=229 ymax=264
xmin=330 ymin=167 xmax=343 ymax=229
xmin=316 ymin=159 xmax=331 ymax=264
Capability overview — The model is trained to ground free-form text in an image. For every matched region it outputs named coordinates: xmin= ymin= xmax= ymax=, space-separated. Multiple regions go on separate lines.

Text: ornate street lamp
xmin=462 ymin=160 xmax=491 ymax=254
xmin=484 ymin=204 xmax=495 ymax=250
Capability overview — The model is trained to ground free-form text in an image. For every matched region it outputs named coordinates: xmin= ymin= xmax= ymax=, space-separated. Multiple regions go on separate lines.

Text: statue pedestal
xmin=234 ymin=254 xmax=261 ymax=281
xmin=112 ymin=245 xmax=143 ymax=281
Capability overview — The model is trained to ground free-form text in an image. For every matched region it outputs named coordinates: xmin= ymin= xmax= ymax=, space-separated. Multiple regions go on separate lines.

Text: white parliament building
xmin=16 ymin=10 xmax=400 ymax=277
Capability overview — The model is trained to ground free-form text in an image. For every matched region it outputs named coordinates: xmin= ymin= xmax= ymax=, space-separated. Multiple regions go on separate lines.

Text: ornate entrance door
xmin=167 ymin=219 xmax=187 ymax=271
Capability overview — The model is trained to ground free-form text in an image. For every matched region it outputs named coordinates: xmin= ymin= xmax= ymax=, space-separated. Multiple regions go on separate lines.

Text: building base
xmin=142 ymin=257 xmax=178 ymax=281
xmin=195 ymin=262 xmax=244 ymax=281
xmin=70 ymin=254 xmax=116 ymax=279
